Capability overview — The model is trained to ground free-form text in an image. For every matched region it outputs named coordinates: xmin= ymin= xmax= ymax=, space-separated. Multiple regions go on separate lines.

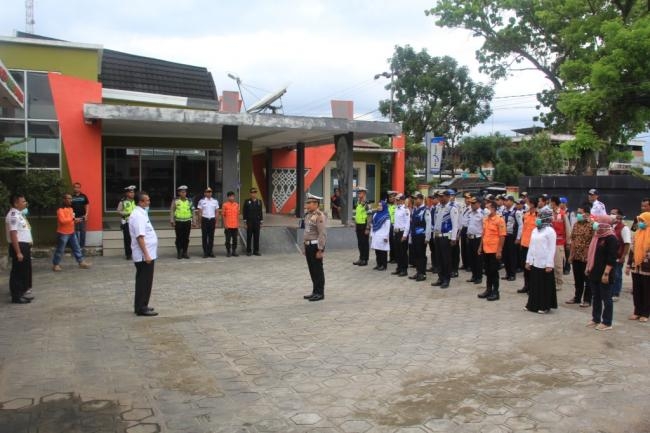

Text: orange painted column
xmin=392 ymin=134 xmax=406 ymax=193
xmin=48 ymin=74 xmax=103 ymax=234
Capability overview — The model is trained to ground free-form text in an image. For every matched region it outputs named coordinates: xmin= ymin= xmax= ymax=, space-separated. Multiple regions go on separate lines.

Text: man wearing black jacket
xmin=243 ymin=187 xmax=264 ymax=256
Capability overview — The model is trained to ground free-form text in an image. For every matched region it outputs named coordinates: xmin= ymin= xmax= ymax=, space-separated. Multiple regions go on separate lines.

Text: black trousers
xmin=305 ymin=244 xmax=325 ymax=296
xmin=434 ymin=236 xmax=452 ymax=282
xmin=375 ymin=250 xmax=388 ymax=268
xmin=121 ymin=223 xmax=132 ymax=258
xmin=355 ymin=223 xmax=369 ymax=261
xmin=467 ymin=237 xmax=483 ymax=281
xmin=246 ymin=223 xmax=261 ymax=253
xmin=225 ymin=228 xmax=238 ymax=250
xmin=394 ymin=231 xmax=408 ymax=272
xmin=503 ymin=234 xmax=517 ymax=278
xmin=521 ymin=246 xmax=530 ymax=289
xmin=484 ymin=253 xmax=500 ymax=292
xmin=428 ymin=237 xmax=436 ymax=270
xmin=389 ymin=224 xmax=396 ymax=262
xmin=9 ymin=243 xmax=32 ymax=301
xmin=412 ymin=234 xmax=427 ymax=276
xmin=451 ymin=235 xmax=461 ymax=272
xmin=174 ymin=220 xmax=191 ymax=253
xmin=632 ymin=272 xmax=650 ymax=318
xmin=201 ymin=217 xmax=216 ymax=255
xmin=459 ymin=227 xmax=469 ymax=269
xmin=134 ymin=260 xmax=155 ymax=314
xmin=572 ymin=260 xmax=591 ymax=304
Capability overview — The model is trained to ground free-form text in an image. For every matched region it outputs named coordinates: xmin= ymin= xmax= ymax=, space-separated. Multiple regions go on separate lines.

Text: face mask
xmin=576 ymin=213 xmax=584 ymax=222
xmin=535 ymin=218 xmax=542 ymax=227
xmin=639 ymin=222 xmax=647 ymax=230
xmin=21 ymin=208 xmax=29 ymax=217
xmin=592 ymin=222 xmax=599 ymax=231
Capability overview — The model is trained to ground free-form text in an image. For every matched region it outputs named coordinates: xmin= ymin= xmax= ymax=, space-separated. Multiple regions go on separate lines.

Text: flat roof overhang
xmin=84 ymin=103 xmax=401 ymax=150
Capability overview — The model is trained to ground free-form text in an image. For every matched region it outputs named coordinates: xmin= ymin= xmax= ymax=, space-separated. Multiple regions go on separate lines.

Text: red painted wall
xmin=392 ymin=134 xmax=405 ymax=193
xmin=48 ymin=74 xmax=103 ymax=231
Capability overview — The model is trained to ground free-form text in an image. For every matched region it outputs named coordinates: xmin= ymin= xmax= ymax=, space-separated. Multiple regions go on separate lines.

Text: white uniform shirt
xmin=591 ymin=199 xmax=607 ymax=217
xmin=526 ymin=226 xmax=556 ymax=269
xmin=5 ymin=208 xmax=33 ymax=243
xmin=370 ymin=219 xmax=391 ymax=251
xmin=393 ymin=204 xmax=411 ymax=238
xmin=198 ymin=197 xmax=220 ymax=219
xmin=129 ymin=206 xmax=158 ymax=262
xmin=467 ymin=209 xmax=484 ymax=236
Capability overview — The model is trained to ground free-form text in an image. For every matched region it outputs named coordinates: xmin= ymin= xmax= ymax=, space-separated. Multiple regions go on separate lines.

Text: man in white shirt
xmin=588 ymin=189 xmax=607 ymax=216
xmin=5 ymin=194 xmax=34 ymax=304
xmin=466 ymin=197 xmax=485 ymax=284
xmin=391 ymin=193 xmax=411 ymax=277
xmin=129 ymin=192 xmax=159 ymax=317
xmin=197 ymin=187 xmax=220 ymax=258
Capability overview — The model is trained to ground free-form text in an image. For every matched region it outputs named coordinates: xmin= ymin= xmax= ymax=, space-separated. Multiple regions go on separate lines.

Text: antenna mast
xmin=25 ymin=0 xmax=35 ymax=34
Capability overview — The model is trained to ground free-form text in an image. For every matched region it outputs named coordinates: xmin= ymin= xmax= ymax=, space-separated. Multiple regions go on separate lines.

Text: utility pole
xmin=25 ymin=0 xmax=35 ymax=34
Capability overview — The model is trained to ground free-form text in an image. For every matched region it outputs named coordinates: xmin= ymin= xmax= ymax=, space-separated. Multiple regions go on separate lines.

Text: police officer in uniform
xmin=352 ymin=186 xmax=371 ymax=266
xmin=6 ymin=194 xmax=34 ymax=304
xmin=197 ymin=187 xmax=220 ymax=258
xmin=243 ymin=187 xmax=264 ymax=256
xmin=391 ymin=193 xmax=410 ymax=277
xmin=170 ymin=185 xmax=195 ymax=259
xmin=117 ymin=185 xmax=136 ymax=260
xmin=460 ymin=192 xmax=472 ymax=271
xmin=409 ymin=193 xmax=431 ymax=281
xmin=501 ymin=195 xmax=520 ymax=281
xmin=302 ymin=193 xmax=327 ymax=302
xmin=466 ymin=197 xmax=485 ymax=284
xmin=432 ymin=189 xmax=459 ymax=288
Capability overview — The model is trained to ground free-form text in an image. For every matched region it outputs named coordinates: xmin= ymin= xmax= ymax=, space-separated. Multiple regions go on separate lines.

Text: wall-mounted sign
xmin=0 ymin=58 xmax=25 ymax=109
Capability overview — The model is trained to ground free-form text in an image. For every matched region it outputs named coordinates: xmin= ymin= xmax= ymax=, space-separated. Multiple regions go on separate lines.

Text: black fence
xmin=519 ymin=175 xmax=650 ymax=219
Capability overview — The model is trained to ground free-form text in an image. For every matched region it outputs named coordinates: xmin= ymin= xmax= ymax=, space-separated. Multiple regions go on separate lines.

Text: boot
xmin=487 ymin=288 xmax=500 ymax=301
xmin=478 ymin=284 xmax=492 ymax=299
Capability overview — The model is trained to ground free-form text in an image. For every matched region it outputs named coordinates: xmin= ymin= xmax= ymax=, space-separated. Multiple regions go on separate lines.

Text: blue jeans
xmin=592 ymin=281 xmax=614 ymax=326
xmin=53 ymin=233 xmax=84 ymax=265
xmin=612 ymin=262 xmax=623 ymax=296
xmin=75 ymin=220 xmax=87 ymax=248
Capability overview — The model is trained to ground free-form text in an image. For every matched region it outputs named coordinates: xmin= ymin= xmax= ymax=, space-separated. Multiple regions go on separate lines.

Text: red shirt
xmin=552 ymin=209 xmax=567 ymax=246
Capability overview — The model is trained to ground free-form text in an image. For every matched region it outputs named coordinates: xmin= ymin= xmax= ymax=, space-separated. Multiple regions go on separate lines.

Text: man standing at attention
xmin=221 ymin=191 xmax=240 ymax=257
xmin=170 ymin=185 xmax=195 ymax=259
xmin=130 ymin=192 xmax=158 ymax=317
xmin=352 ymin=186 xmax=371 ymax=266
xmin=197 ymin=187 xmax=220 ymax=258
xmin=6 ymin=194 xmax=34 ymax=304
xmin=117 ymin=185 xmax=136 ymax=260
xmin=71 ymin=182 xmax=89 ymax=248
xmin=243 ymin=187 xmax=264 ymax=256
xmin=302 ymin=193 xmax=327 ymax=302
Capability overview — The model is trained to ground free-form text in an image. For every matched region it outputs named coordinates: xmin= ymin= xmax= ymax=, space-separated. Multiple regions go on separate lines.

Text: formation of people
xmin=352 ymin=186 xmax=650 ymax=330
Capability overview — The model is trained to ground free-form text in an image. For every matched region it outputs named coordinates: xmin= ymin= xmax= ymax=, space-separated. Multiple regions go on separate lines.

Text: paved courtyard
xmin=1 ymin=249 xmax=649 ymax=433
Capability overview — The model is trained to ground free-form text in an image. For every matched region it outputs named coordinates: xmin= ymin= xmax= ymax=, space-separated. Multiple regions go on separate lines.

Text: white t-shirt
xmin=129 ymin=206 xmax=158 ymax=262
xmin=198 ymin=197 xmax=220 ymax=219
xmin=5 ymin=208 xmax=33 ymax=243
xmin=591 ymin=200 xmax=607 ymax=216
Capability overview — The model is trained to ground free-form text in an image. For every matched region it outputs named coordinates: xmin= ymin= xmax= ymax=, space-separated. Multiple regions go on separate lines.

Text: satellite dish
xmin=246 ymin=83 xmax=289 ymax=114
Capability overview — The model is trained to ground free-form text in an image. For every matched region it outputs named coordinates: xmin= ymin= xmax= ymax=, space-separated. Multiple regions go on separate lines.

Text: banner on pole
xmin=426 ymin=134 xmax=445 ymax=176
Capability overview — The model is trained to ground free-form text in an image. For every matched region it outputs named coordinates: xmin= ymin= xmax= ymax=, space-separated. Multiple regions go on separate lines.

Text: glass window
xmin=141 ymin=149 xmax=174 ymax=209
xmin=310 ymin=170 xmax=324 ymax=199
xmin=366 ymin=164 xmax=376 ymax=203
xmin=0 ymin=71 xmax=25 ymax=119
xmin=0 ymin=119 xmax=26 ymax=141
xmin=27 ymin=72 xmax=56 ymax=120
xmin=26 ymin=121 xmax=59 ymax=168
xmin=105 ymin=148 xmax=140 ymax=211
xmin=176 ymin=149 xmax=207 ymax=205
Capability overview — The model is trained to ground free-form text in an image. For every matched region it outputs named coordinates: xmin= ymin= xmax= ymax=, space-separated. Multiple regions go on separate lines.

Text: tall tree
xmin=428 ymin=0 xmax=650 ymax=173
xmin=378 ymin=45 xmax=494 ymax=145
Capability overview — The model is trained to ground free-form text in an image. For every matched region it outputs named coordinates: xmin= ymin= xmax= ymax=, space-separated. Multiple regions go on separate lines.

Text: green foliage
xmin=378 ymin=45 xmax=494 ymax=144
xmin=0 ymin=139 xmax=27 ymax=214
xmin=0 ymin=170 xmax=66 ymax=217
xmin=456 ymin=133 xmax=510 ymax=178
xmin=428 ymin=0 xmax=650 ymax=173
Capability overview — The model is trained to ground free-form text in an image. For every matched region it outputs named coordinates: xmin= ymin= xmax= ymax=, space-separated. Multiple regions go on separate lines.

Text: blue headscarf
xmin=372 ymin=200 xmax=390 ymax=232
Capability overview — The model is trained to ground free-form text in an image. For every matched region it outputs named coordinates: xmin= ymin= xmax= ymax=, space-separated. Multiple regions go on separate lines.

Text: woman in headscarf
xmin=524 ymin=207 xmax=557 ymax=313
xmin=625 ymin=212 xmax=650 ymax=322
xmin=370 ymin=200 xmax=391 ymax=271
xmin=585 ymin=214 xmax=619 ymax=330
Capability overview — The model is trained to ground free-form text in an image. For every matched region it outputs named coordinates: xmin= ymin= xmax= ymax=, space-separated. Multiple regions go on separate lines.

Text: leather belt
xmin=467 ymin=234 xmax=482 ymax=239
xmin=304 ymin=240 xmax=319 ymax=245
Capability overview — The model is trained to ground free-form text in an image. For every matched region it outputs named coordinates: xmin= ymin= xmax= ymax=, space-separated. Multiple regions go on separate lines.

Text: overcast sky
xmin=1 ymin=0 xmax=648 ymax=149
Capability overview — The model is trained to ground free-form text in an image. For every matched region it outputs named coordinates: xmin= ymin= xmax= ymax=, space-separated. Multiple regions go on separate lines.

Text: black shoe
xmin=478 ymin=290 xmax=491 ymax=298
xmin=431 ymin=280 xmax=443 ymax=286
xmin=177 ymin=252 xmax=182 ymax=259
xmin=487 ymin=292 xmax=500 ymax=301
xmin=391 ymin=270 xmax=401 ymax=275
xmin=303 ymin=293 xmax=315 ymax=299
xmin=308 ymin=294 xmax=324 ymax=302
xmin=137 ymin=310 xmax=158 ymax=316
xmin=451 ymin=272 xmax=459 ymax=278
xmin=183 ymin=253 xmax=190 ymax=259
xmin=389 ymin=259 xmax=397 ymax=264
xmin=254 ymin=252 xmax=261 ymax=256
xmin=208 ymin=253 xmax=215 ymax=258
xmin=517 ymin=287 xmax=528 ymax=294
xmin=372 ymin=265 xmax=381 ymax=270
xmin=232 ymin=251 xmax=239 ymax=257
xmin=376 ymin=266 xmax=387 ymax=271
xmin=440 ymin=281 xmax=449 ymax=289
xmin=398 ymin=271 xmax=408 ymax=277
xmin=416 ymin=274 xmax=426 ymax=282
xmin=247 ymin=252 xmax=252 ymax=256
xmin=353 ymin=259 xmax=363 ymax=265
xmin=357 ymin=260 xmax=368 ymax=266
xmin=226 ymin=251 xmax=232 ymax=257
xmin=507 ymin=276 xmax=516 ymax=281
xmin=11 ymin=297 xmax=31 ymax=304
xmin=473 ymin=279 xmax=483 ymax=285
xmin=203 ymin=254 xmax=208 ymax=258
xmin=500 ymin=276 xmax=509 ymax=280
